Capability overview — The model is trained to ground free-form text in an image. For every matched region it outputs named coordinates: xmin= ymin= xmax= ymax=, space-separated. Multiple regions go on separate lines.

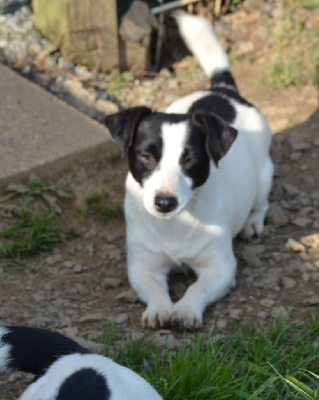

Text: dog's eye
xmin=184 ymin=156 xmax=196 ymax=165
xmin=138 ymin=153 xmax=153 ymax=164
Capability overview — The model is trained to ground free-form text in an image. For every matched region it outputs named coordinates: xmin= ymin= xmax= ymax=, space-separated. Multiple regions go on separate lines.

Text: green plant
xmin=83 ymin=190 xmax=123 ymax=220
xmin=0 ymin=206 xmax=64 ymax=258
xmin=97 ymin=318 xmax=319 ymax=399
xmin=0 ymin=175 xmax=71 ymax=258
xmin=261 ymin=7 xmax=319 ymax=89
xmin=105 ymin=70 xmax=135 ymax=98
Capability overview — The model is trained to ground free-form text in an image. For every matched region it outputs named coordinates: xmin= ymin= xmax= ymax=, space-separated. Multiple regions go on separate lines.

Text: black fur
xmin=180 ymin=119 xmax=210 ymax=188
xmin=188 ymin=93 xmax=237 ymax=124
xmin=56 ymin=368 xmax=111 ymax=400
xmin=194 ymin=112 xmax=238 ymax=166
xmin=210 ymin=70 xmax=237 ymax=89
xmin=105 ymin=106 xmax=151 ymax=155
xmin=128 ymin=112 xmax=186 ymax=185
xmin=2 ymin=326 xmax=88 ymax=376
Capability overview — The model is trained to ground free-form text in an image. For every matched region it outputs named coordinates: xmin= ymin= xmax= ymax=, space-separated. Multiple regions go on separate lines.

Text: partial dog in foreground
xmin=0 ymin=326 xmax=162 ymax=400
xmin=105 ymin=11 xmax=273 ymax=330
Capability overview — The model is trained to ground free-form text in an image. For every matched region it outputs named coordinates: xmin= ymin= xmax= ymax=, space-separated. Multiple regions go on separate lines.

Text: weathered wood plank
xmin=33 ymin=0 xmax=119 ymax=72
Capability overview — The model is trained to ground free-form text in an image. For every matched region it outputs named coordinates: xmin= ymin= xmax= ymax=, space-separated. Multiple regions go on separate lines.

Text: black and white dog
xmin=105 ymin=11 xmax=273 ymax=330
xmin=0 ymin=326 xmax=162 ymax=400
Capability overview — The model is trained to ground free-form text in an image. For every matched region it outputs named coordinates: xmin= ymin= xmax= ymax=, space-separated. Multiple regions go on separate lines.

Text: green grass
xmin=82 ymin=190 xmax=123 ymax=220
xmin=0 ymin=174 xmax=71 ymax=258
xmin=261 ymin=7 xmax=319 ymax=89
xmin=97 ymin=318 xmax=319 ymax=399
xmin=0 ymin=207 xmax=64 ymax=258
xmin=104 ymin=70 xmax=135 ymax=99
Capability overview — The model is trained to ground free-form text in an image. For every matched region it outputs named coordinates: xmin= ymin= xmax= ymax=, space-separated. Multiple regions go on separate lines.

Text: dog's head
xmin=105 ymin=107 xmax=237 ymax=219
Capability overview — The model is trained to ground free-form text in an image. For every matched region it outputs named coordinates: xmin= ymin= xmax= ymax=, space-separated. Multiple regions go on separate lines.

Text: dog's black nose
xmin=155 ymin=194 xmax=178 ymax=213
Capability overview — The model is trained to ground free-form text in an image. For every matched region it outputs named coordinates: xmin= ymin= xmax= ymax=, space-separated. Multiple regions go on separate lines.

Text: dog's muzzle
xmin=154 ymin=193 xmax=178 ymax=214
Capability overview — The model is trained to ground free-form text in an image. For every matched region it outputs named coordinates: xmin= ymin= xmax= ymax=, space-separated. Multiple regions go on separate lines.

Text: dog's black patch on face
xmin=128 ymin=112 xmax=187 ymax=185
xmin=57 ymin=368 xmax=110 ymax=400
xmin=180 ymin=120 xmax=210 ymax=189
xmin=189 ymin=94 xmax=236 ymax=124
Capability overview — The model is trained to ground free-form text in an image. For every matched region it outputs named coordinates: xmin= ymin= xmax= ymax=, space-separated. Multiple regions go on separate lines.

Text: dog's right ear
xmin=105 ymin=106 xmax=151 ymax=156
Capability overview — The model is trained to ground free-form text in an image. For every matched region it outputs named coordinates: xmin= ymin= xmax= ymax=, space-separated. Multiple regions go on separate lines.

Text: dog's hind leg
xmin=240 ymin=156 xmax=273 ymax=240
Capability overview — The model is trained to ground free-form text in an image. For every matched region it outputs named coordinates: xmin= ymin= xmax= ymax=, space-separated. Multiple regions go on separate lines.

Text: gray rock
xmin=303 ymin=297 xmax=319 ymax=306
xmin=45 ymin=254 xmax=62 ymax=265
xmin=113 ymin=313 xmax=128 ymax=325
xmin=260 ymin=298 xmax=275 ymax=307
xmin=291 ymin=217 xmax=312 ymax=228
xmin=281 ymin=277 xmax=297 ymax=289
xmin=241 ymin=248 xmax=263 ymax=268
xmin=116 ymin=289 xmax=139 ymax=303
xmin=271 ymin=306 xmax=289 ymax=318
xmin=267 ymin=203 xmax=288 ymax=227
xmin=102 ymin=277 xmax=122 ymax=289
xmin=229 ymin=309 xmax=243 ymax=320
xmin=79 ymin=313 xmax=104 ymax=323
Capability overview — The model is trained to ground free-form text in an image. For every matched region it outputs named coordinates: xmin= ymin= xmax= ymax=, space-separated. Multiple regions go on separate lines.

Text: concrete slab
xmin=0 ymin=63 xmax=116 ymax=187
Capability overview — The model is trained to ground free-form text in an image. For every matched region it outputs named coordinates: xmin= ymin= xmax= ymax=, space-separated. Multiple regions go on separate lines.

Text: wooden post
xmin=33 ymin=0 xmax=119 ymax=72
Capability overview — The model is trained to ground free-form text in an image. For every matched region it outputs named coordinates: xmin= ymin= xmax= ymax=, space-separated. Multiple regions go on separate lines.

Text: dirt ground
xmin=1 ymin=4 xmax=319 ymax=399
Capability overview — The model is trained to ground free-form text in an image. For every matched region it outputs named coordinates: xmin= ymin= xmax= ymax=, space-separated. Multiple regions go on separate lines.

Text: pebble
xmin=130 ymin=331 xmax=144 ymax=341
xmin=79 ymin=313 xmax=104 ymax=323
xmin=8 ymin=372 xmax=22 ymax=383
xmin=229 ymin=309 xmax=244 ymax=320
xmin=102 ymin=277 xmax=122 ymax=288
xmin=241 ymin=248 xmax=262 ymax=268
xmin=291 ymin=217 xmax=312 ymax=228
xmin=281 ymin=277 xmax=297 ymax=289
xmin=286 ymin=238 xmax=306 ymax=253
xmin=112 ymin=313 xmax=128 ymax=325
xmin=300 ymin=234 xmax=319 ymax=248
xmin=282 ymin=183 xmax=300 ymax=196
xmin=300 ymin=262 xmax=317 ymax=273
xmin=260 ymin=298 xmax=275 ymax=308
xmin=74 ymin=264 xmax=83 ymax=273
xmin=116 ymin=289 xmax=139 ymax=303
xmin=303 ymin=297 xmax=319 ymax=306
xmin=45 ymin=254 xmax=62 ymax=265
xmin=154 ymin=333 xmax=182 ymax=349
xmin=257 ymin=311 xmax=268 ymax=320
xmin=271 ymin=306 xmax=289 ymax=319
xmin=216 ymin=319 xmax=228 ymax=330
xmin=267 ymin=203 xmax=288 ymax=227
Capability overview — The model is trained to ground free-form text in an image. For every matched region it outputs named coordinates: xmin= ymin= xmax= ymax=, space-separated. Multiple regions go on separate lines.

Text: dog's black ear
xmin=105 ymin=106 xmax=151 ymax=156
xmin=193 ymin=112 xmax=238 ymax=166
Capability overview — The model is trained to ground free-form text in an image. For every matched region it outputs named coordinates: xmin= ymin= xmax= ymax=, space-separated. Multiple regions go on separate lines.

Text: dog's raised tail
xmin=0 ymin=326 xmax=88 ymax=376
xmin=172 ymin=10 xmax=237 ymax=89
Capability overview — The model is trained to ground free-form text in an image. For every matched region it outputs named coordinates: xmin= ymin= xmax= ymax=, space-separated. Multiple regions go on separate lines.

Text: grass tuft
xmin=83 ymin=190 xmax=123 ymax=220
xmin=97 ymin=318 xmax=319 ymax=399
xmin=0 ymin=175 xmax=71 ymax=258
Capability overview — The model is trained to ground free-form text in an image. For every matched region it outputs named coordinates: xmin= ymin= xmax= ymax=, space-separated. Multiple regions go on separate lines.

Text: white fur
xmin=172 ymin=10 xmax=230 ymax=77
xmin=142 ymin=122 xmax=193 ymax=218
xmin=0 ymin=327 xmax=11 ymax=372
xmin=124 ymin=12 xmax=273 ymax=329
xmin=20 ymin=353 xmax=162 ymax=400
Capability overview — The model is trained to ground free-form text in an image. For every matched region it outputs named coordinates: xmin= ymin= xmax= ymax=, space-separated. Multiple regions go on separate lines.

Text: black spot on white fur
xmin=188 ymin=93 xmax=236 ymax=124
xmin=1 ymin=326 xmax=87 ymax=376
xmin=56 ymin=368 xmax=111 ymax=400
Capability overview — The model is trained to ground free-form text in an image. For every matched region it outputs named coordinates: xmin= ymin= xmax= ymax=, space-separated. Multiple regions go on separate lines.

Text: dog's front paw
xmin=142 ymin=304 xmax=172 ymax=329
xmin=170 ymin=303 xmax=203 ymax=331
